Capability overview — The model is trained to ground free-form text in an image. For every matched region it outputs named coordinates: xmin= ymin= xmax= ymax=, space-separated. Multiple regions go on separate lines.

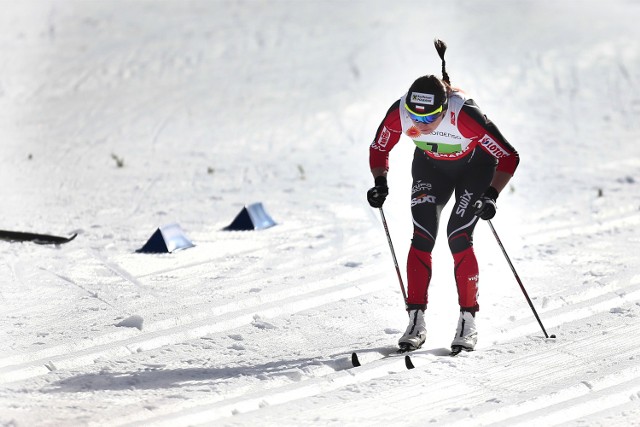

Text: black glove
xmin=367 ymin=176 xmax=389 ymax=208
xmin=474 ymin=186 xmax=499 ymax=220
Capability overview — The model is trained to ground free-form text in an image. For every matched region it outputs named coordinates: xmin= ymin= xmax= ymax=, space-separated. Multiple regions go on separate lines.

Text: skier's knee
xmin=411 ymin=232 xmax=435 ymax=253
xmin=448 ymin=233 xmax=472 ymax=253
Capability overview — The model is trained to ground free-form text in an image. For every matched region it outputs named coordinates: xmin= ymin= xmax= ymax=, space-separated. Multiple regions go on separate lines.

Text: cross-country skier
xmin=367 ymin=39 xmax=519 ymax=353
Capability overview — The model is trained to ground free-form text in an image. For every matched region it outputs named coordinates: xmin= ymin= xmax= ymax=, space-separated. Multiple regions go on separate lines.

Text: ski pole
xmin=378 ymin=207 xmax=408 ymax=307
xmin=487 ymin=220 xmax=555 ymax=339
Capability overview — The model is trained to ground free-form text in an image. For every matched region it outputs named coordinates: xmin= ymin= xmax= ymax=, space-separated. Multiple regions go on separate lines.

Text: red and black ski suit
xmin=369 ymin=90 xmax=519 ymax=312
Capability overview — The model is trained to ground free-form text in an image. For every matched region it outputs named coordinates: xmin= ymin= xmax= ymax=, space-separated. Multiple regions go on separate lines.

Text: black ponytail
xmin=434 ymin=39 xmax=450 ymax=85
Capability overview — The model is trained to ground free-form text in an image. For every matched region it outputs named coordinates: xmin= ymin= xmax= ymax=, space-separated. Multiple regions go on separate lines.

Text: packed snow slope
xmin=1 ymin=1 xmax=640 ymax=426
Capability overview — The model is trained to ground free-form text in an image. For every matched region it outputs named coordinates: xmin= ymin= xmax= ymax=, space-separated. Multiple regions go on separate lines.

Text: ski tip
xmin=404 ymin=355 xmax=415 ymax=370
xmin=351 ymin=352 xmax=361 ymax=367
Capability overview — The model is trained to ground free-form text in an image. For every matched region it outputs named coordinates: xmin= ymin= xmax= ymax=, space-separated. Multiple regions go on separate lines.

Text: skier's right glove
xmin=474 ymin=186 xmax=499 ymax=220
xmin=367 ymin=176 xmax=389 ymax=208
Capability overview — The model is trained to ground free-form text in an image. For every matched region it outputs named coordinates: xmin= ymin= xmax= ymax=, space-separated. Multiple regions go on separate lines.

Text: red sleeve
xmin=457 ymin=100 xmax=519 ymax=175
xmin=369 ymin=100 xmax=403 ymax=172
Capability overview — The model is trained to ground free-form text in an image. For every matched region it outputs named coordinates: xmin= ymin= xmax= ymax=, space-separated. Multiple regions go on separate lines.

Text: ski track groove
xmin=0 ymin=267 xmax=385 ymax=384
xmin=492 ymin=376 xmax=640 ymax=427
xmin=488 ymin=277 xmax=640 ymax=343
xmin=521 ymin=209 xmax=640 ymax=246
xmin=118 ymin=351 xmax=411 ymax=427
xmin=403 ymin=309 xmax=640 ymax=427
xmin=128 ymin=291 xmax=640 ymax=426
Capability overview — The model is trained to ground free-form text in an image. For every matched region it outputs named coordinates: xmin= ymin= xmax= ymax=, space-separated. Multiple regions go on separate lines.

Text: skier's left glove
xmin=474 ymin=186 xmax=499 ymax=220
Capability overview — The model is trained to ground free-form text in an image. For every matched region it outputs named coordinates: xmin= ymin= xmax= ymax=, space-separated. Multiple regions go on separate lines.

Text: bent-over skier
xmin=367 ymin=39 xmax=520 ymax=353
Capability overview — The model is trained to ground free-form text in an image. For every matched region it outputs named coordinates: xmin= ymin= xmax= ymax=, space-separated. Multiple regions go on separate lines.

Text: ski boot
xmin=398 ymin=309 xmax=426 ymax=352
xmin=451 ymin=311 xmax=477 ymax=355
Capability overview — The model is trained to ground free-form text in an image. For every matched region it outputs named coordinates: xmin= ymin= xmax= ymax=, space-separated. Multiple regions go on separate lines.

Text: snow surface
xmin=1 ymin=1 xmax=640 ymax=425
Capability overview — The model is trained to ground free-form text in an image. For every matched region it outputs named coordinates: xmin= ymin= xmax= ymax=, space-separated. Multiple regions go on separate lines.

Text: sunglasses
xmin=405 ymin=104 xmax=443 ymax=124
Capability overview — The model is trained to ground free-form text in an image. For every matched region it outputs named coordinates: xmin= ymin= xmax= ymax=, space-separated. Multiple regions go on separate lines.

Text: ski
xmin=351 ymin=345 xmax=419 ymax=368
xmin=353 ymin=345 xmax=466 ymax=369
xmin=0 ymin=229 xmax=78 ymax=245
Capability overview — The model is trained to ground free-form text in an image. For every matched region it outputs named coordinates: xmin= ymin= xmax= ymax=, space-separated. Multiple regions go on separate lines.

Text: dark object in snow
xmin=137 ymin=223 xmax=194 ymax=253
xmin=223 ymin=202 xmax=276 ymax=231
xmin=0 ymin=229 xmax=78 ymax=245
